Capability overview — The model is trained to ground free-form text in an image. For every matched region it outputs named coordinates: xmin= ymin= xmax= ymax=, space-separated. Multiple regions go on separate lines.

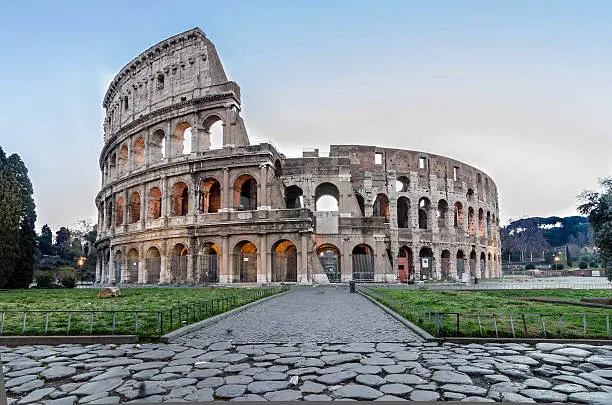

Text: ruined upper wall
xmin=102 ymin=28 xmax=236 ymax=141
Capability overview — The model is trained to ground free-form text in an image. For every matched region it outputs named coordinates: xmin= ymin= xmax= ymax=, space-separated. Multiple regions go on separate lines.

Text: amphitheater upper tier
xmin=95 ymin=28 xmax=502 ymax=285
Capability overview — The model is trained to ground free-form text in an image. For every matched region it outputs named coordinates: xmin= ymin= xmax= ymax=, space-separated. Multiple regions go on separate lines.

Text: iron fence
xmin=0 ymin=287 xmax=288 ymax=339
xmin=362 ymin=287 xmax=612 ymax=339
xmin=376 ymin=282 xmax=612 ymax=291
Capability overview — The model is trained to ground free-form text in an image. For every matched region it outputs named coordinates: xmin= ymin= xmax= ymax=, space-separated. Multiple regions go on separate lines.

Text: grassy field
xmin=368 ymin=288 xmax=612 ymax=339
xmin=0 ymin=287 xmax=284 ymax=338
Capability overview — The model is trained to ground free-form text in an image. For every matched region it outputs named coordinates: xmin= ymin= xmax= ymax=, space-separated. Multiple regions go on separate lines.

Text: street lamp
xmin=77 ymin=256 xmax=86 ymax=283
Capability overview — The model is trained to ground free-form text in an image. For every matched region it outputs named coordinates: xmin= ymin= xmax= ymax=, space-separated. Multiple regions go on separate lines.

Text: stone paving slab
xmin=173 ymin=286 xmax=422 ymax=345
xmin=2 ymin=341 xmax=612 ymax=403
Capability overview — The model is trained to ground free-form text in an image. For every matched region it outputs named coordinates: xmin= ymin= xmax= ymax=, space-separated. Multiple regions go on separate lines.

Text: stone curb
xmin=160 ymin=290 xmax=291 ymax=343
xmin=441 ymin=337 xmax=612 ymax=345
xmin=0 ymin=335 xmax=138 ymax=347
xmin=357 ymin=290 xmax=436 ymax=341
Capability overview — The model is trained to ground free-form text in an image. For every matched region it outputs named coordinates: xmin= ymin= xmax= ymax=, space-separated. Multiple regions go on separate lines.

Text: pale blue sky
xmin=0 ymin=0 xmax=610 ymax=232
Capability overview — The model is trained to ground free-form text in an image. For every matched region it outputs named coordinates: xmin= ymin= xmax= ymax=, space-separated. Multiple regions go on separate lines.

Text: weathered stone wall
xmin=94 ymin=28 xmax=502 ymax=285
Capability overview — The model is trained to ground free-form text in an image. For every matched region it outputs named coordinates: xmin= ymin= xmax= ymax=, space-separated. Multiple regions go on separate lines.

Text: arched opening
xmin=234 ymin=174 xmax=257 ymax=211
xmin=109 ymin=153 xmax=117 ymax=180
xmin=418 ymin=197 xmax=430 ymax=229
xmin=419 ymin=247 xmax=434 ymax=280
xmin=145 ymin=247 xmax=161 ymax=284
xmin=315 ymin=183 xmax=340 ymax=211
xmin=373 ymin=194 xmax=390 ymax=221
xmin=113 ymin=251 xmax=122 ymax=284
xmin=486 ymin=211 xmax=492 ymax=236
xmin=133 ymin=138 xmax=145 ymax=167
xmin=467 ymin=188 xmax=474 ymax=202
xmin=492 ymin=214 xmax=497 ymax=237
xmin=480 ymin=252 xmax=486 ymax=277
xmin=468 ymin=207 xmax=475 ymax=235
xmin=478 ymin=208 xmax=485 ymax=237
xmin=469 ymin=250 xmax=477 ymax=279
xmin=127 ymin=248 xmax=139 ymax=283
xmin=202 ymin=115 xmax=224 ymax=150
xmin=148 ymin=187 xmax=162 ymax=219
xmin=174 ymin=122 xmax=192 ymax=156
xmin=441 ymin=250 xmax=451 ymax=280
xmin=272 ymin=240 xmax=297 ymax=282
xmin=487 ymin=252 xmax=492 ymax=278
xmin=454 ymin=202 xmax=464 ymax=228
xmin=285 ymin=185 xmax=303 ymax=209
xmin=105 ymin=201 xmax=113 ymax=229
xmin=398 ymin=247 xmax=414 ymax=283
xmin=395 ymin=176 xmax=410 ymax=192
xmin=200 ymin=178 xmax=221 ymax=213
xmin=118 ymin=145 xmax=129 ymax=173
xmin=355 ymin=193 xmax=365 ymax=216
xmin=456 ymin=250 xmax=465 ymax=279
xmin=317 ymin=244 xmax=341 ymax=283
xmin=197 ymin=242 xmax=219 ymax=283
xmin=274 ymin=160 xmax=283 ymax=177
xmin=352 ymin=244 xmax=374 ymax=282
xmin=397 ymin=197 xmax=411 ymax=228
xmin=234 ymin=241 xmax=257 ymax=282
xmin=170 ymin=243 xmax=189 ymax=283
xmin=129 ymin=192 xmax=141 ymax=223
xmin=150 ymin=129 xmax=166 ymax=161
xmin=115 ymin=197 xmax=125 ymax=226
xmin=171 ymin=182 xmax=189 ymax=216
xmin=437 ymin=199 xmax=449 ymax=229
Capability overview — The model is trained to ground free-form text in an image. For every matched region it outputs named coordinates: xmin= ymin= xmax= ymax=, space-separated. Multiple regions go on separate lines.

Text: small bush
xmin=551 ymin=264 xmax=564 ymax=270
xmin=525 ymin=263 xmax=536 ymax=270
xmin=590 ymin=262 xmax=599 ymax=268
xmin=34 ymin=272 xmax=55 ymax=288
xmin=579 ymin=261 xmax=588 ymax=269
xmin=58 ymin=267 xmax=77 ymax=289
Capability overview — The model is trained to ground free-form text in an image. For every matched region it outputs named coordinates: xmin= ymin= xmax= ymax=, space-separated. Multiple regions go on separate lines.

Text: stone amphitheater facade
xmin=94 ymin=28 xmax=502 ymax=285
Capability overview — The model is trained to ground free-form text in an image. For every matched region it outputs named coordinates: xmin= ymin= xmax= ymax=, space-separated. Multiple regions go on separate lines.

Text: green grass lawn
xmin=368 ymin=288 xmax=612 ymax=339
xmin=0 ymin=287 xmax=283 ymax=338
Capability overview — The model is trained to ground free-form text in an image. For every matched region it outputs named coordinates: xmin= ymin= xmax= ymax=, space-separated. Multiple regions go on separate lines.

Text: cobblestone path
xmin=174 ymin=286 xmax=421 ymax=345
xmin=3 ymin=341 xmax=612 ymax=403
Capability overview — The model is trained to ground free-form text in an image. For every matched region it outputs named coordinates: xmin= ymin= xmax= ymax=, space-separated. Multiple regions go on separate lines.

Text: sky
xmin=0 ymin=0 xmax=610 ymax=232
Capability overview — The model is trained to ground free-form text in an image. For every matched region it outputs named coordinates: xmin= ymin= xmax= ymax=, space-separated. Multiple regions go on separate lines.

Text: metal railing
xmin=362 ymin=287 xmax=612 ymax=339
xmin=0 ymin=287 xmax=287 ymax=339
xmin=376 ymin=282 xmax=612 ymax=291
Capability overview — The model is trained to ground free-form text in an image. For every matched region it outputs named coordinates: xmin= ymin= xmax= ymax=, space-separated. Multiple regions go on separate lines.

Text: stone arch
xmin=115 ymin=196 xmax=125 ymax=226
xmin=171 ymin=182 xmax=189 ymax=216
xmin=456 ymin=250 xmax=466 ymax=278
xmin=486 ymin=211 xmax=492 ymax=236
xmin=418 ymin=197 xmax=431 ymax=229
xmin=127 ymin=248 xmax=139 ymax=283
xmin=468 ymin=207 xmax=475 ymax=235
xmin=352 ymin=244 xmax=374 ymax=282
xmin=118 ymin=144 xmax=129 ymax=173
xmin=109 ymin=153 xmax=117 ymax=180
xmin=271 ymin=239 xmax=298 ymax=282
xmin=274 ymin=160 xmax=283 ymax=177
xmin=197 ymin=242 xmax=220 ymax=283
xmin=396 ymin=176 xmax=410 ymax=192
xmin=129 ymin=191 xmax=141 ymax=223
xmin=170 ymin=243 xmax=189 ymax=283
xmin=234 ymin=174 xmax=257 ymax=211
xmin=469 ymin=250 xmax=477 ymax=279
xmin=441 ymin=249 xmax=451 ymax=280
xmin=112 ymin=250 xmax=122 ymax=284
xmin=419 ymin=247 xmax=434 ymax=280
xmin=397 ymin=196 xmax=411 ymax=228
xmin=480 ymin=252 xmax=486 ymax=277
xmin=478 ymin=208 xmax=485 ymax=236
xmin=373 ymin=193 xmax=390 ymax=221
xmin=285 ymin=185 xmax=303 ymax=209
xmin=437 ymin=199 xmax=449 ymax=229
xmin=150 ymin=129 xmax=166 ymax=161
xmin=467 ymin=188 xmax=474 ymax=202
xmin=200 ymin=177 xmax=221 ymax=213
xmin=454 ymin=202 xmax=464 ymax=228
xmin=105 ymin=200 xmax=113 ymax=229
xmin=174 ymin=121 xmax=192 ymax=156
xmin=398 ymin=246 xmax=414 ymax=282
xmin=145 ymin=246 xmax=161 ymax=284
xmin=202 ymin=114 xmax=224 ymax=150
xmin=317 ymin=244 xmax=341 ymax=283
xmin=234 ymin=240 xmax=258 ymax=282
xmin=148 ymin=187 xmax=162 ymax=219
xmin=133 ymin=137 xmax=145 ymax=167
xmin=315 ymin=182 xmax=340 ymax=211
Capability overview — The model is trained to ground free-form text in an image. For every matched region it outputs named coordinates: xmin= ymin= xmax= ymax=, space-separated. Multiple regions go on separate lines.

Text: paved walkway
xmin=174 ymin=286 xmax=422 ymax=345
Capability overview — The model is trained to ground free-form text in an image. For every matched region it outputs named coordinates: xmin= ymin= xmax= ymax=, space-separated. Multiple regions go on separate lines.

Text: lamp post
xmin=77 ymin=256 xmax=86 ymax=283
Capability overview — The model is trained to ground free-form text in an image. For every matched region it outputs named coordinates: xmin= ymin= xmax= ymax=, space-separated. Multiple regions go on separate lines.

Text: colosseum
xmin=94 ymin=28 xmax=502 ymax=285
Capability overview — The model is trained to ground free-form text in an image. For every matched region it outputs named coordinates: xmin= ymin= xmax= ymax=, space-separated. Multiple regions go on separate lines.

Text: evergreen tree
xmin=37 ymin=224 xmax=54 ymax=255
xmin=0 ymin=149 xmax=20 ymax=287
xmin=55 ymin=227 xmax=71 ymax=258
